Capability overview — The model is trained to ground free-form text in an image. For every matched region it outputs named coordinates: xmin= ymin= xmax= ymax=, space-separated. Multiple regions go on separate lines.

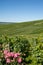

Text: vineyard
xmin=0 ymin=35 xmax=43 ymax=65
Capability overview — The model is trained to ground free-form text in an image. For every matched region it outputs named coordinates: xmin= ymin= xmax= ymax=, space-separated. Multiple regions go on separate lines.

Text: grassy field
xmin=0 ymin=20 xmax=43 ymax=65
xmin=0 ymin=20 xmax=43 ymax=36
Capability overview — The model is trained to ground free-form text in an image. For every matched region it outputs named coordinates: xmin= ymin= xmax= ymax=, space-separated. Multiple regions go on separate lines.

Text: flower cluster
xmin=3 ymin=50 xmax=22 ymax=64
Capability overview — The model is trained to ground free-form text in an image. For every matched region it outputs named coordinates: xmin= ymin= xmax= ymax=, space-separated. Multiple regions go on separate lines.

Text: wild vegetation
xmin=0 ymin=20 xmax=43 ymax=65
xmin=0 ymin=35 xmax=43 ymax=65
xmin=0 ymin=20 xmax=43 ymax=36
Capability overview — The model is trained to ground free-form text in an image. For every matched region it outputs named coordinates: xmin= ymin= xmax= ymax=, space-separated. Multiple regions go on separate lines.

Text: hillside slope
xmin=0 ymin=20 xmax=43 ymax=36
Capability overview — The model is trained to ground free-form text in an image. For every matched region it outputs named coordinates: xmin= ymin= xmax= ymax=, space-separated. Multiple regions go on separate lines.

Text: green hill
xmin=0 ymin=20 xmax=43 ymax=36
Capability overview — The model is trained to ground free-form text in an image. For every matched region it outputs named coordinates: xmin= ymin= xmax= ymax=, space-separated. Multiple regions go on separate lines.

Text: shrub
xmin=0 ymin=35 xmax=43 ymax=65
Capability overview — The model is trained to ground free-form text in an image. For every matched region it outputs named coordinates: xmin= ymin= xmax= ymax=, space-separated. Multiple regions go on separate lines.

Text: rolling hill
xmin=0 ymin=20 xmax=43 ymax=36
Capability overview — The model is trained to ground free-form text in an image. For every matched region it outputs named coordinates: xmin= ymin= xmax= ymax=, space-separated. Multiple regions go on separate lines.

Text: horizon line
xmin=0 ymin=19 xmax=43 ymax=23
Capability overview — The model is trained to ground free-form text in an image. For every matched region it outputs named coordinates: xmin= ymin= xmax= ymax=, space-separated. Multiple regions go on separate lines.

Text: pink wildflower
xmin=4 ymin=50 xmax=8 ymax=55
xmin=10 ymin=52 xmax=14 ymax=57
xmin=14 ymin=53 xmax=18 ymax=58
xmin=17 ymin=57 xmax=22 ymax=63
xmin=6 ymin=58 xmax=11 ymax=63
xmin=7 ymin=52 xmax=11 ymax=57
xmin=5 ymin=55 xmax=8 ymax=59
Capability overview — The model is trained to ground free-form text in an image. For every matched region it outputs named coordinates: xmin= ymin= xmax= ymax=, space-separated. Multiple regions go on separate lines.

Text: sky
xmin=0 ymin=0 xmax=43 ymax=22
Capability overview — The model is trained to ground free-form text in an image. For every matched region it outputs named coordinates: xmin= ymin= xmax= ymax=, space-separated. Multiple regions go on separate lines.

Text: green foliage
xmin=0 ymin=35 xmax=43 ymax=65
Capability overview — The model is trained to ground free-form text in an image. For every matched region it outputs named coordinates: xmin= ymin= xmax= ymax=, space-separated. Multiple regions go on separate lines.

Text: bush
xmin=0 ymin=35 xmax=43 ymax=65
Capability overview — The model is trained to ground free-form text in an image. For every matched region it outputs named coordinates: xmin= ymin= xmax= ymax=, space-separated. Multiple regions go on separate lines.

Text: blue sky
xmin=0 ymin=0 xmax=43 ymax=22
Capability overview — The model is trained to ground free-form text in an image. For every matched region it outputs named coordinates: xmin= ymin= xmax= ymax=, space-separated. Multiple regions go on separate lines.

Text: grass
xmin=0 ymin=20 xmax=43 ymax=36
